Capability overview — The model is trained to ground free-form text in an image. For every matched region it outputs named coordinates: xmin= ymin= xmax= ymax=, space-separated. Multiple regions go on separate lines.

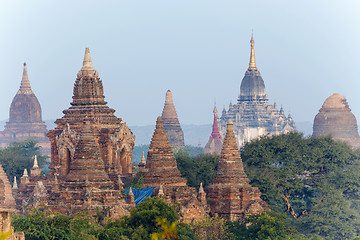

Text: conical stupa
xmin=206 ymin=120 xmax=269 ymax=221
xmin=204 ymin=105 xmax=223 ymax=155
xmin=161 ymin=90 xmax=185 ymax=147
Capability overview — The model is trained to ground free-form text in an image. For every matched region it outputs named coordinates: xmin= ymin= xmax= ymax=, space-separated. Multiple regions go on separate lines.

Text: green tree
xmin=99 ymin=197 xmax=195 ymax=240
xmin=241 ymin=132 xmax=360 ymax=239
xmin=175 ymin=150 xmax=219 ymax=189
xmin=0 ymin=139 xmax=48 ymax=184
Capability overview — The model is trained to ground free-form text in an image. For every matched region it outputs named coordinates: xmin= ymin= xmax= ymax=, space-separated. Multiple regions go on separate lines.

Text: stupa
xmin=141 ymin=117 xmax=209 ymax=222
xmin=206 ymin=120 xmax=269 ymax=221
xmin=161 ymin=90 xmax=185 ymax=147
xmin=220 ymin=36 xmax=296 ymax=147
xmin=313 ymin=93 xmax=360 ymax=148
xmin=204 ymin=105 xmax=223 ymax=155
xmin=0 ymin=63 xmax=50 ymax=154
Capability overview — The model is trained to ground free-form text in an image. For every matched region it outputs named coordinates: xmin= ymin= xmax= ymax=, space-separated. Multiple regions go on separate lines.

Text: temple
xmin=206 ymin=120 xmax=269 ymax=220
xmin=313 ymin=93 xmax=360 ymax=148
xmin=0 ymin=164 xmax=24 ymax=239
xmin=0 ymin=63 xmax=50 ymax=154
xmin=220 ymin=36 xmax=296 ymax=147
xmin=141 ymin=117 xmax=209 ymax=222
xmin=161 ymin=90 xmax=185 ymax=147
xmin=47 ymin=48 xmax=135 ymax=182
xmin=204 ymin=105 xmax=223 ymax=155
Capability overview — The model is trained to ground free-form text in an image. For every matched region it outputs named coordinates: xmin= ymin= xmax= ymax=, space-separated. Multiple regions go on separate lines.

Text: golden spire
xmin=248 ymin=33 xmax=257 ymax=70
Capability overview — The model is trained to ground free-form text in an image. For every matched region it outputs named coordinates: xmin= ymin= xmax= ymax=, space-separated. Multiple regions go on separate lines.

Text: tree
xmin=175 ymin=149 xmax=219 ymax=189
xmin=99 ymin=197 xmax=195 ymax=240
xmin=0 ymin=139 xmax=48 ymax=184
xmin=241 ymin=132 xmax=360 ymax=239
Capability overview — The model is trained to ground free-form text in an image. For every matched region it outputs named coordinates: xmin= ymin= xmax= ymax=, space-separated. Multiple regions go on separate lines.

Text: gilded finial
xmin=248 ymin=33 xmax=257 ymax=70
xmin=213 ymin=99 xmax=218 ymax=114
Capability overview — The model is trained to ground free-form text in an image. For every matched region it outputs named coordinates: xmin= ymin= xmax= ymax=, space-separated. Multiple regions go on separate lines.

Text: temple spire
xmin=248 ymin=34 xmax=257 ymax=70
xmin=17 ymin=62 xmax=33 ymax=95
xmin=81 ymin=48 xmax=94 ymax=73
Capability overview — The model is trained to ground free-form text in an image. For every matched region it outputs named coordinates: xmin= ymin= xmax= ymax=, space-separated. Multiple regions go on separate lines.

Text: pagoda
xmin=0 ymin=63 xmax=49 ymax=153
xmin=204 ymin=105 xmax=223 ymax=155
xmin=141 ymin=117 xmax=209 ymax=222
xmin=220 ymin=36 xmax=296 ymax=147
xmin=161 ymin=90 xmax=185 ymax=147
xmin=47 ymin=48 xmax=135 ymax=182
xmin=206 ymin=120 xmax=269 ymax=221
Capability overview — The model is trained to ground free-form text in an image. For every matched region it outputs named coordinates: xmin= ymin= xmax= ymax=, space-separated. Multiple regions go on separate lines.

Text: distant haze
xmin=1 ymin=1 xmax=360 ymax=127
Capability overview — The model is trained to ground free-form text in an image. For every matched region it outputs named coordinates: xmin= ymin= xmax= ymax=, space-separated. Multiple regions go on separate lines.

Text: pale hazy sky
xmin=1 ymin=1 xmax=360 ymax=126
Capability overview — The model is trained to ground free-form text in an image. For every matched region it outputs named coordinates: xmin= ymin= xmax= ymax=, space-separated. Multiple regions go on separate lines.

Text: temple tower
xmin=142 ymin=117 xmax=209 ymax=222
xmin=313 ymin=93 xmax=360 ymax=148
xmin=47 ymin=121 xmax=130 ymax=216
xmin=161 ymin=90 xmax=185 ymax=148
xmin=0 ymin=63 xmax=49 ymax=153
xmin=206 ymin=120 xmax=269 ymax=221
xmin=204 ymin=105 xmax=223 ymax=155
xmin=47 ymin=48 xmax=135 ymax=182
xmin=220 ymin=36 xmax=296 ymax=147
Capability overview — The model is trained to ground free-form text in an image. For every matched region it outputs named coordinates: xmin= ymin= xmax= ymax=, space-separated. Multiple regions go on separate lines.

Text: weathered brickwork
xmin=206 ymin=120 xmax=269 ymax=221
xmin=161 ymin=90 xmax=185 ymax=148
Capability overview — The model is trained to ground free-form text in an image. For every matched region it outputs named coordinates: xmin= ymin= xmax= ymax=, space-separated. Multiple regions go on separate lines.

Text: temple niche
xmin=47 ymin=48 xmax=135 ymax=183
xmin=220 ymin=36 xmax=296 ymax=147
xmin=0 ymin=63 xmax=50 ymax=154
xmin=313 ymin=93 xmax=360 ymax=148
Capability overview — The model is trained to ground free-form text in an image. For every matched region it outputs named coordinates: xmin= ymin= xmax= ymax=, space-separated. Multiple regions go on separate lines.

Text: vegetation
xmin=0 ymin=139 xmax=48 ymax=183
xmin=241 ymin=132 xmax=360 ymax=239
xmin=175 ymin=148 xmax=219 ymax=189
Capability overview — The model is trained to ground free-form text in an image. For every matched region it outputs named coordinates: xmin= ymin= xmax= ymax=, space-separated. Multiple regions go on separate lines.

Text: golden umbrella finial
xmin=248 ymin=31 xmax=257 ymax=70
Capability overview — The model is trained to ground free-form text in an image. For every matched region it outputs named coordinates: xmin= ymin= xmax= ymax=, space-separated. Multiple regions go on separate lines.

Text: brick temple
xmin=0 ymin=63 xmax=50 ymax=154
xmin=141 ymin=116 xmax=209 ymax=222
xmin=220 ymin=36 xmax=296 ymax=147
xmin=206 ymin=120 xmax=269 ymax=221
xmin=161 ymin=90 xmax=185 ymax=148
xmin=47 ymin=48 xmax=135 ymax=182
xmin=0 ymin=164 xmax=24 ymax=239
xmin=313 ymin=93 xmax=360 ymax=148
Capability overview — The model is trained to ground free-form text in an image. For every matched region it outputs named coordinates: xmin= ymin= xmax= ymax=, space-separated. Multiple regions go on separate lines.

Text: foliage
xmin=241 ymin=132 xmax=360 ymax=239
xmin=151 ymin=218 xmax=178 ymax=240
xmin=124 ymin=175 xmax=143 ymax=190
xmin=0 ymin=231 xmax=12 ymax=240
xmin=0 ymin=139 xmax=48 ymax=184
xmin=226 ymin=211 xmax=306 ymax=240
xmin=190 ymin=216 xmax=228 ymax=240
xmin=99 ymin=197 xmax=194 ymax=240
xmin=175 ymin=149 xmax=219 ymax=189
xmin=12 ymin=208 xmax=102 ymax=240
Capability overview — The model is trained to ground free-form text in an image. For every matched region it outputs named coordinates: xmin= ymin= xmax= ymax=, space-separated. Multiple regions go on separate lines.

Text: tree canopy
xmin=0 ymin=139 xmax=48 ymax=184
xmin=241 ymin=132 xmax=360 ymax=239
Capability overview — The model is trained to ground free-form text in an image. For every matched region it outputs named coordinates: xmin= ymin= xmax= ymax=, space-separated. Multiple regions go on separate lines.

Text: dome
xmin=239 ymin=69 xmax=267 ymax=101
xmin=313 ymin=93 xmax=359 ymax=139
xmin=322 ymin=93 xmax=348 ymax=109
